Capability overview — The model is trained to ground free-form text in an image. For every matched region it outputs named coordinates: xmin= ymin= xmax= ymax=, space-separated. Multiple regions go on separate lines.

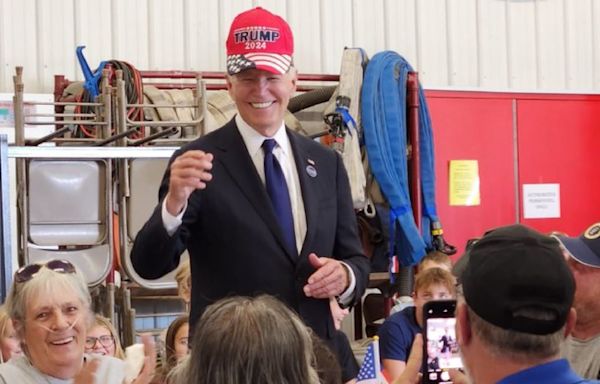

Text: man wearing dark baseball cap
xmin=455 ymin=224 xmax=598 ymax=383
xmin=555 ymin=222 xmax=600 ymax=380
xmin=131 ymin=6 xmax=368 ymax=384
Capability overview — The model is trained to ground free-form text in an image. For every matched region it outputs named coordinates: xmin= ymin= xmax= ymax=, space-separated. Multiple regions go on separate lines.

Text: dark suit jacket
xmin=131 ymin=118 xmax=370 ymax=340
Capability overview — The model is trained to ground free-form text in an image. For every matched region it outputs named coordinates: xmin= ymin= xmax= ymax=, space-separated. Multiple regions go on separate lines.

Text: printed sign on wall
xmin=449 ymin=160 xmax=480 ymax=206
xmin=523 ymin=183 xmax=560 ymax=219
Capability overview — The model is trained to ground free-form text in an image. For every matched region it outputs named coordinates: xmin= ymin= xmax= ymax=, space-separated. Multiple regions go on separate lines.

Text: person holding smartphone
xmin=378 ymin=268 xmax=456 ymax=381
xmin=422 ymin=300 xmax=463 ymax=383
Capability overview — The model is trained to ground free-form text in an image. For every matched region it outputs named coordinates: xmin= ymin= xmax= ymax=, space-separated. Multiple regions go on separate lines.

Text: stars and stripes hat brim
xmin=227 ymin=53 xmax=292 ymax=75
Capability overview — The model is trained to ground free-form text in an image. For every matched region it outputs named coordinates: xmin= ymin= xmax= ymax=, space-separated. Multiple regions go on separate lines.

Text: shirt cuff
xmin=337 ymin=261 xmax=356 ymax=306
xmin=161 ymin=198 xmax=186 ymax=236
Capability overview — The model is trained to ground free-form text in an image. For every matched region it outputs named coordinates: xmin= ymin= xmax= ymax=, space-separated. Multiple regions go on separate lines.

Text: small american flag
xmin=389 ymin=254 xmax=399 ymax=283
xmin=356 ymin=336 xmax=388 ymax=383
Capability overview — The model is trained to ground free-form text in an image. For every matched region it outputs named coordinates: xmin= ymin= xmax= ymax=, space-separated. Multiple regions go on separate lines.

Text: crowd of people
xmin=2 ymin=220 xmax=597 ymax=384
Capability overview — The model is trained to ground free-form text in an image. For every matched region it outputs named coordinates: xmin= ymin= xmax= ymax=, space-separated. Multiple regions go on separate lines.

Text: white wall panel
xmin=0 ymin=0 xmax=6 ymax=91
xmin=476 ymin=0 xmax=509 ymax=89
xmin=111 ymin=0 xmax=150 ymax=69
xmin=506 ymin=1 xmax=537 ymax=89
xmin=288 ymin=0 xmax=322 ymax=73
xmin=384 ymin=0 xmax=418 ymax=67
xmin=147 ymin=0 xmax=185 ymax=69
xmin=257 ymin=0 xmax=286 ymax=18
xmin=184 ymin=0 xmax=221 ymax=71
xmin=415 ymin=0 xmax=449 ymax=86
xmin=2 ymin=0 xmax=40 ymax=92
xmin=36 ymin=0 xmax=77 ymax=91
xmin=73 ymin=0 xmax=112 ymax=83
xmin=1 ymin=0 xmax=600 ymax=93
xmin=353 ymin=0 xmax=386 ymax=59
xmin=535 ymin=0 xmax=566 ymax=90
xmin=564 ymin=0 xmax=594 ymax=90
xmin=320 ymin=0 xmax=354 ymax=73
xmin=446 ymin=0 xmax=478 ymax=87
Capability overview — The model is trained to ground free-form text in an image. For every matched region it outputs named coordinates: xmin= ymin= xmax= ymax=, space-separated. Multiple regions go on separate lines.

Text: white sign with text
xmin=523 ymin=183 xmax=560 ymax=219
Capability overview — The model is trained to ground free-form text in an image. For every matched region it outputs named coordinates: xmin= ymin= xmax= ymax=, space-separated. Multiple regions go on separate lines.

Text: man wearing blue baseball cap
xmin=556 ymin=222 xmax=600 ymax=380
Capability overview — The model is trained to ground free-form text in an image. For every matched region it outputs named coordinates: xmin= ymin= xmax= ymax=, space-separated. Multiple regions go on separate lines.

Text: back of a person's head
xmin=418 ymin=251 xmax=452 ymax=273
xmin=187 ymin=295 xmax=319 ymax=384
xmin=414 ymin=267 xmax=456 ymax=297
xmin=465 ymin=303 xmax=565 ymax=360
xmin=460 ymin=224 xmax=575 ymax=360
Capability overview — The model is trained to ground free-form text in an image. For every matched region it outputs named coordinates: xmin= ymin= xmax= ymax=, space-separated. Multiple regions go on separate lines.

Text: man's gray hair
xmin=466 ymin=302 xmax=564 ymax=360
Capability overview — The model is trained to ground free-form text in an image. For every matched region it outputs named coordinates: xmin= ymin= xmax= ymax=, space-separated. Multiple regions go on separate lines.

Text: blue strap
xmin=362 ymin=51 xmax=442 ymax=267
xmin=335 ymin=106 xmax=357 ymax=135
xmin=335 ymin=47 xmax=367 ymax=140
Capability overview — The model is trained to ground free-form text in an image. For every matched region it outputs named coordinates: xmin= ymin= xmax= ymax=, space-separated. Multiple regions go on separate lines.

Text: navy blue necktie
xmin=262 ymin=139 xmax=296 ymax=255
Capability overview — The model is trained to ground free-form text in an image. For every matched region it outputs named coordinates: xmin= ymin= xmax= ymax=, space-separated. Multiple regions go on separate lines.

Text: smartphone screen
xmin=423 ymin=300 xmax=463 ymax=384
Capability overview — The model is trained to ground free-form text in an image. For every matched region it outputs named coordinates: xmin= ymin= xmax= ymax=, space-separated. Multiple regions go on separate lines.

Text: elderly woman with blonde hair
xmin=0 ymin=259 xmax=156 ymax=384
xmin=176 ymin=295 xmax=320 ymax=384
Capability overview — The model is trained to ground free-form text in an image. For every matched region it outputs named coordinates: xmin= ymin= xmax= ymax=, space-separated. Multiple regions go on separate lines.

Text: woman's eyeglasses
xmin=85 ymin=335 xmax=115 ymax=349
xmin=14 ymin=259 xmax=76 ymax=284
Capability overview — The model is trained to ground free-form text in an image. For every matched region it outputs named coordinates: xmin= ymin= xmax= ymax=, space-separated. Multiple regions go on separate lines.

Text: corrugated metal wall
xmin=1 ymin=0 xmax=599 ymax=93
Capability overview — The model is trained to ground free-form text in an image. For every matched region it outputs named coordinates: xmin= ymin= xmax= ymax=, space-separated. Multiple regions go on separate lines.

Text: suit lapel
xmin=214 ymin=122 xmax=296 ymax=261
xmin=288 ymin=131 xmax=318 ymax=259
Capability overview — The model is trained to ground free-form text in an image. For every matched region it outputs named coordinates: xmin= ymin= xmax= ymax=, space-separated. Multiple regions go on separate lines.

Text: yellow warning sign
xmin=449 ymin=160 xmax=480 ymax=206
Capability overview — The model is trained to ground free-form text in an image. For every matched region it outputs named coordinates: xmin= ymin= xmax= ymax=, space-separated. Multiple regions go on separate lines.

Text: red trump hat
xmin=226 ymin=7 xmax=294 ymax=75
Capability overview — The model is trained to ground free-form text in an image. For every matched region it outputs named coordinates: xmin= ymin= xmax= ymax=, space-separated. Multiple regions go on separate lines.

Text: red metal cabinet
xmin=423 ymin=90 xmax=600 ymax=256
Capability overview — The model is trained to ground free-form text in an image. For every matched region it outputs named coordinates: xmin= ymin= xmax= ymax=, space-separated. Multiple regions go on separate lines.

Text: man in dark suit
xmin=131 ymin=6 xmax=369 ymax=381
